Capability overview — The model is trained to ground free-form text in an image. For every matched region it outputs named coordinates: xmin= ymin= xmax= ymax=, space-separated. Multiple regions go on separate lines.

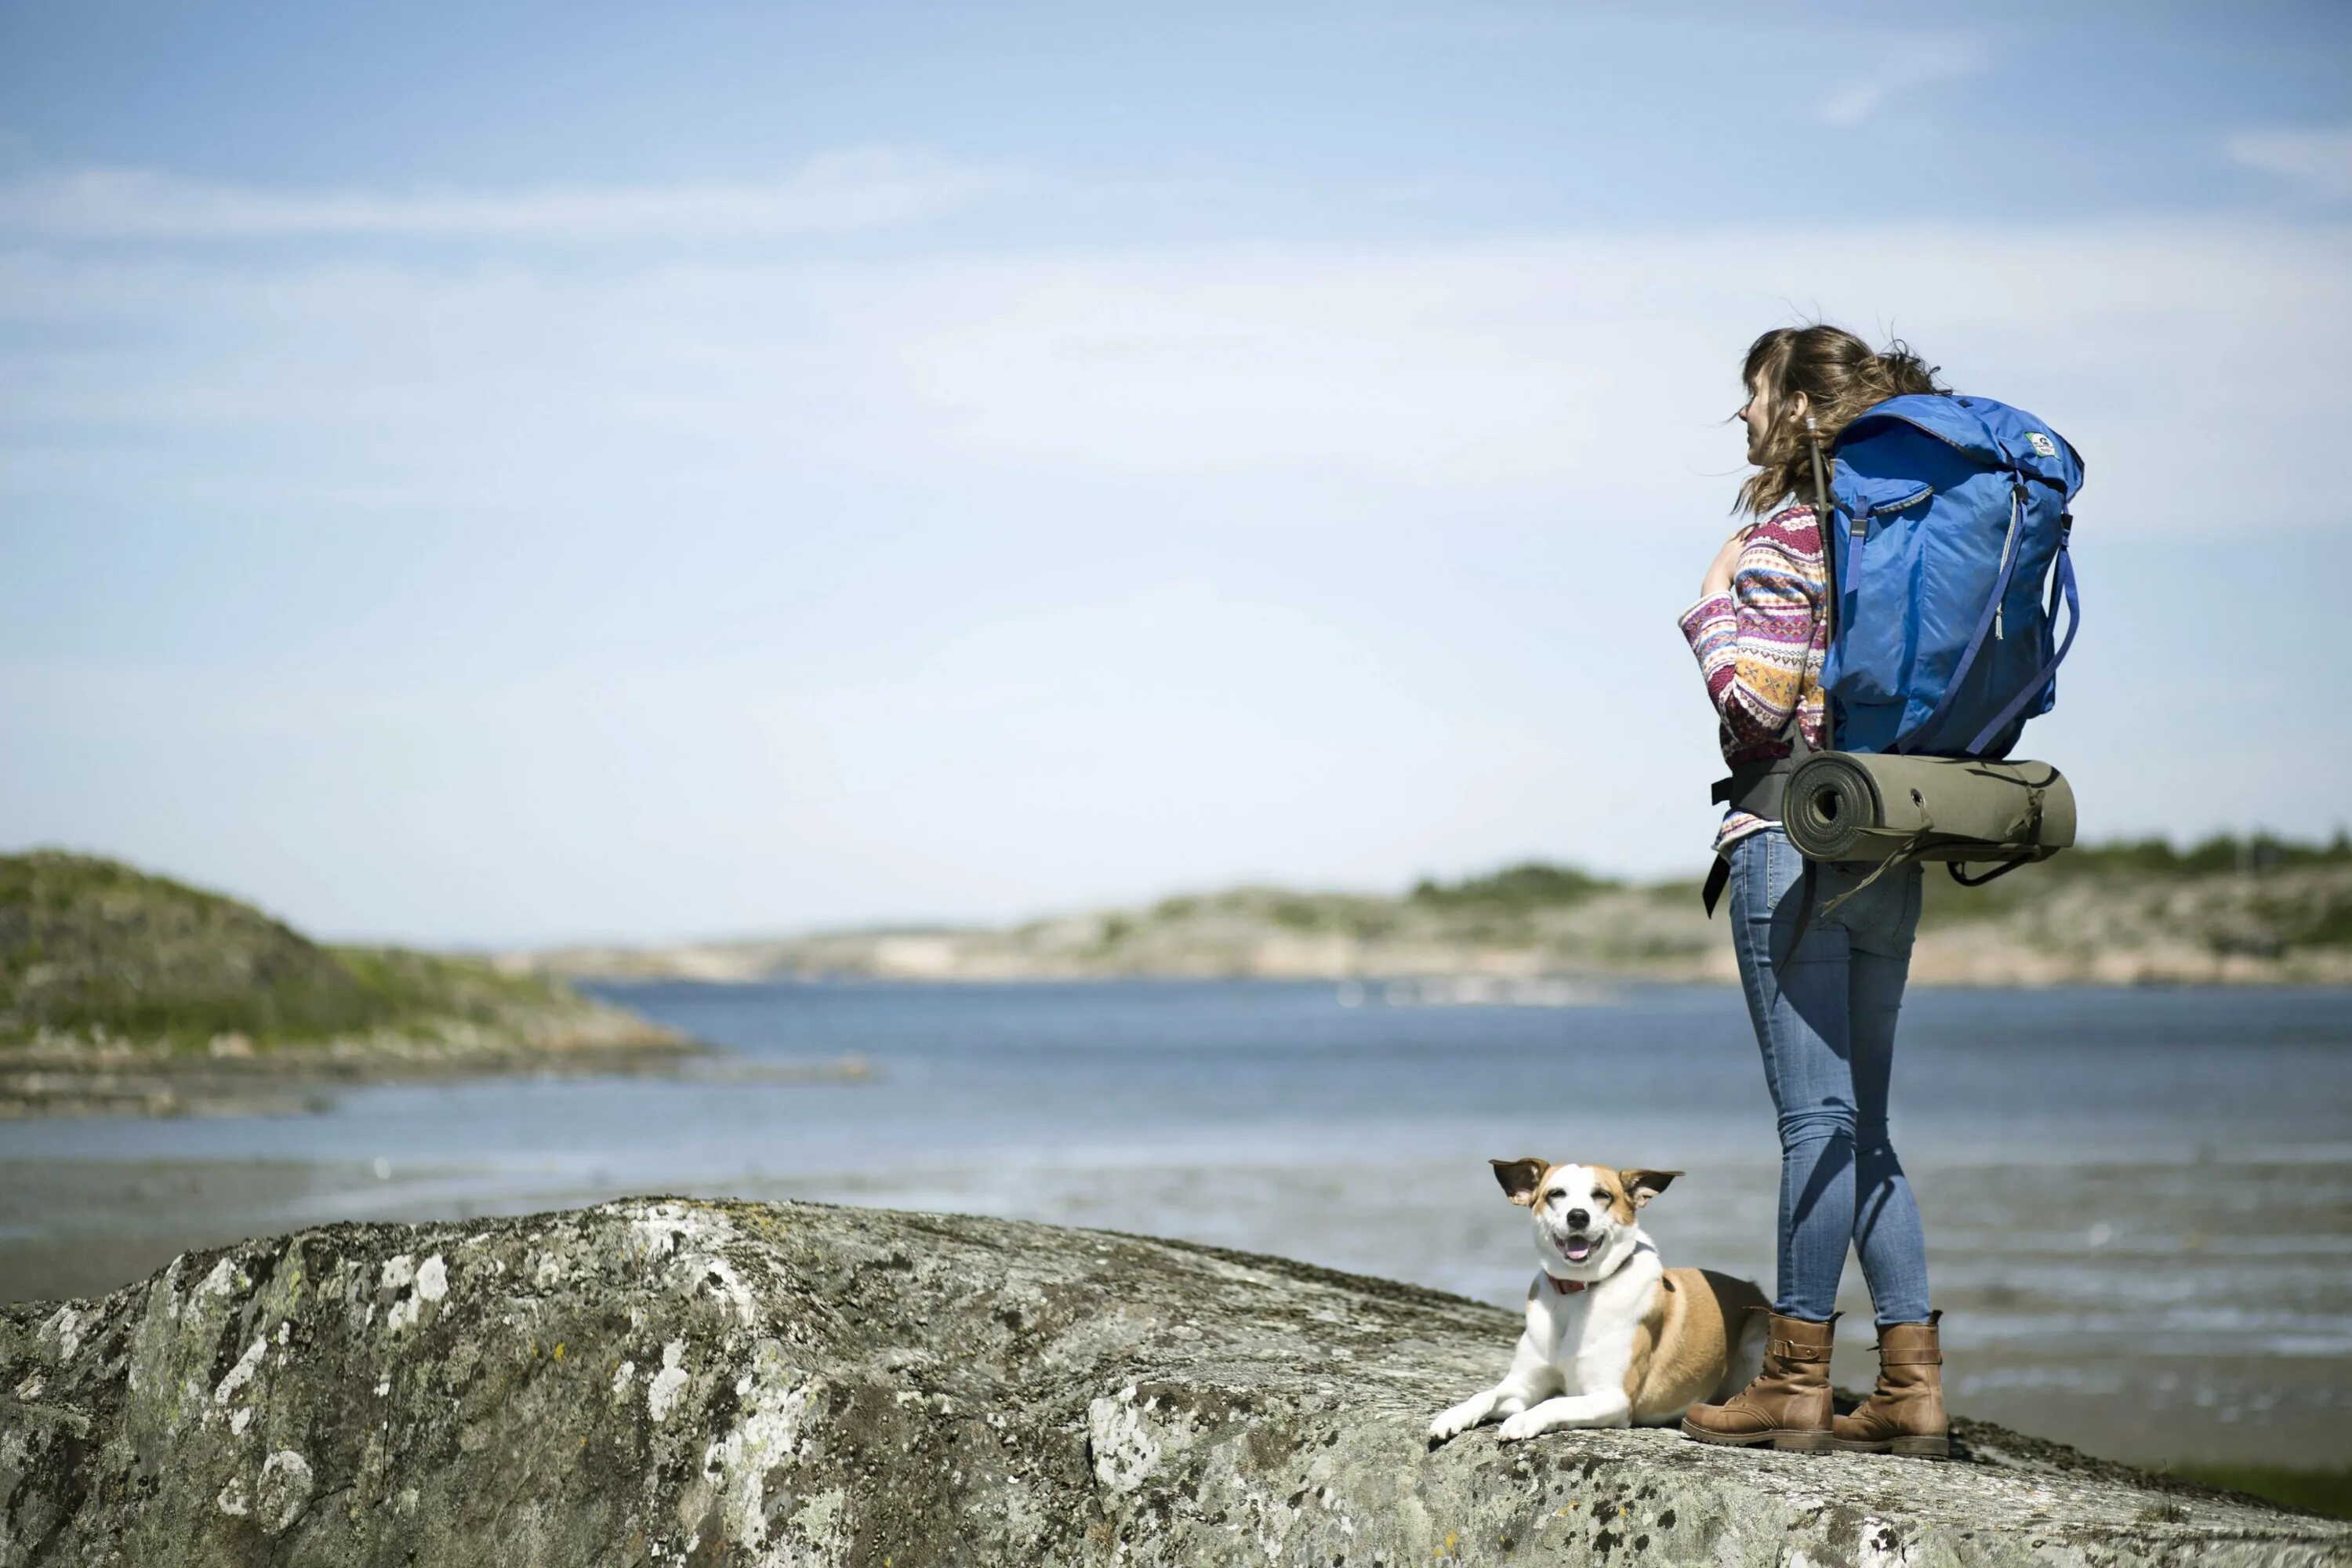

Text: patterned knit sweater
xmin=1676 ymin=502 xmax=1830 ymax=851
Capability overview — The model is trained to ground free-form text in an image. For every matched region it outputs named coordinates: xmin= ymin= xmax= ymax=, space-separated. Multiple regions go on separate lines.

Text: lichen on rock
xmin=2 ymin=1197 xmax=2345 ymax=1566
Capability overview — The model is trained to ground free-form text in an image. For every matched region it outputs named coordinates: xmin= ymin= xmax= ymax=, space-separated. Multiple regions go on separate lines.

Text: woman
xmin=1672 ymin=324 xmax=1951 ymax=1459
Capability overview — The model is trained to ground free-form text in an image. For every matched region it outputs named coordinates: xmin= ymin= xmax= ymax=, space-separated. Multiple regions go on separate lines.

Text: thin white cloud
xmin=2228 ymin=126 xmax=2352 ymax=203
xmin=1816 ymin=34 xmax=1987 ymax=128
xmin=3 ymin=219 xmax=2343 ymax=540
xmin=0 ymin=147 xmax=1016 ymax=241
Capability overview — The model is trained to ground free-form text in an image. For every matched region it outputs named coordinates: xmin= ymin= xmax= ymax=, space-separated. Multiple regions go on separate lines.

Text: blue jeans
xmin=1726 ymin=826 xmax=1931 ymax=1325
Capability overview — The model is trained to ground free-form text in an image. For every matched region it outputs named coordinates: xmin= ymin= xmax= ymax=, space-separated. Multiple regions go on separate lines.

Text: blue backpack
xmin=1821 ymin=394 xmax=2084 ymax=757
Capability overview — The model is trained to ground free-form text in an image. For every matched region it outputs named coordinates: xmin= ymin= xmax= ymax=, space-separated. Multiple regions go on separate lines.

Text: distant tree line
xmin=1409 ymin=831 xmax=2352 ymax=910
xmin=1409 ymin=862 xmax=1620 ymax=910
xmin=2065 ymin=830 xmax=2352 ymax=875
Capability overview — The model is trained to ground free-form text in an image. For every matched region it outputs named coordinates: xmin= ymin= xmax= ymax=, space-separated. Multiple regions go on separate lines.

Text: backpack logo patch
xmin=2027 ymin=431 xmax=2058 ymax=458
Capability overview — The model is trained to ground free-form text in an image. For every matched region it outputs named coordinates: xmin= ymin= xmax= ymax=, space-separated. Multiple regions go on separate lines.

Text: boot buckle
xmin=1767 ymin=1337 xmax=1832 ymax=1361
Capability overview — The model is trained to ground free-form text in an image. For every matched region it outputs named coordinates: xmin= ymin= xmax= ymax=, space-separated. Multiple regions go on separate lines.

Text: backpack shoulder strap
xmin=1805 ymin=419 xmax=1840 ymax=753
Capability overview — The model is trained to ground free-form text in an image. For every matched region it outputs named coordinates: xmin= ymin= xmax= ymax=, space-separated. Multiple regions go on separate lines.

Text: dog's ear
xmin=1490 ymin=1157 xmax=1549 ymax=1207
xmin=1621 ymin=1170 xmax=1682 ymax=1209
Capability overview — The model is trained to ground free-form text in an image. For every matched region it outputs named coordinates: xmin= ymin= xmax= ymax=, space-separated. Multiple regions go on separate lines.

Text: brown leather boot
xmin=1679 ymin=1312 xmax=1835 ymax=1451
xmin=1834 ymin=1312 xmax=1950 ymax=1458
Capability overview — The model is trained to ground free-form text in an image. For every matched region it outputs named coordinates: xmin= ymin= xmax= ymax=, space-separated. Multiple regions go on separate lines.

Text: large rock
xmin=2 ymin=1199 xmax=2343 ymax=1566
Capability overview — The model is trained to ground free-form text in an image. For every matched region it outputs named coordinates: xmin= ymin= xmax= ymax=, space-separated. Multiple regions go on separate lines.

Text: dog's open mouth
xmin=1557 ymin=1234 xmax=1595 ymax=1264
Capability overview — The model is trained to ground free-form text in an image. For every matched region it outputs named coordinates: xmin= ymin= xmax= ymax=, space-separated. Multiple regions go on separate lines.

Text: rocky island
xmin=0 ymin=852 xmax=692 ymax=1119
xmin=3 ymin=1198 xmax=2344 ymax=1566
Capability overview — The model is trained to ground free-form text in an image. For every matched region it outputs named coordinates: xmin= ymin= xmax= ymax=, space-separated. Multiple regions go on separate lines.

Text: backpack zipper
xmin=1992 ymin=488 xmax=2023 ymax=640
xmin=1855 ymin=409 xmax=1997 ymax=463
xmin=1844 ymin=484 xmax=1934 ymax=539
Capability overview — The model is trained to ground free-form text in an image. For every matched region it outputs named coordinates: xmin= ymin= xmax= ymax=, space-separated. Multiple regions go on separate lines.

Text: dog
xmin=1428 ymin=1157 xmax=1769 ymax=1443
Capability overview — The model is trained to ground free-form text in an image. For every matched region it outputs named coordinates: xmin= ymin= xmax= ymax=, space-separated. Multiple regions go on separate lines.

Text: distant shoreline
xmin=510 ymin=851 xmax=2352 ymax=992
xmin=572 ymin=972 xmax=2352 ymax=997
xmin=0 ymin=1029 xmax=705 ymax=1121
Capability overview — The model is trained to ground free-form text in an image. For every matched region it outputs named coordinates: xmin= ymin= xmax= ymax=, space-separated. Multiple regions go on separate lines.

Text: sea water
xmin=5 ymin=979 xmax=2348 ymax=1466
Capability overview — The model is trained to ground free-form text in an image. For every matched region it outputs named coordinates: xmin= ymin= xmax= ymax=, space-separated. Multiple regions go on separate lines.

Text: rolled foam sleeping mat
xmin=1783 ymin=753 xmax=2076 ymax=865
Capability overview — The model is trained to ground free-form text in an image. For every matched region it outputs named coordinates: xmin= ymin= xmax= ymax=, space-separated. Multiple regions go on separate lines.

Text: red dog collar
xmin=1548 ymin=1276 xmax=1587 ymax=1295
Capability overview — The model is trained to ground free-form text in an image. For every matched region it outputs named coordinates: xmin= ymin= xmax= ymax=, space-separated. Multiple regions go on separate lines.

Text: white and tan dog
xmin=1428 ymin=1157 xmax=1769 ymax=1444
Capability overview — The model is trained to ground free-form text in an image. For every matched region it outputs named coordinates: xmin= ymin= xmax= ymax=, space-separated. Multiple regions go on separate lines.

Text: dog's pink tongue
xmin=1565 ymin=1240 xmax=1592 ymax=1261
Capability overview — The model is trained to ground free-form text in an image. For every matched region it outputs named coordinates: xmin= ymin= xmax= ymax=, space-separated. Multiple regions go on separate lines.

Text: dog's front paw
xmin=1496 ymin=1409 xmax=1555 ymax=1443
xmin=1427 ymin=1399 xmax=1489 ymax=1443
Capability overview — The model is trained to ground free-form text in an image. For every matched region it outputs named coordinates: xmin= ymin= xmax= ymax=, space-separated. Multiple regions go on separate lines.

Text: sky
xmin=2 ymin=2 xmax=2348 ymax=946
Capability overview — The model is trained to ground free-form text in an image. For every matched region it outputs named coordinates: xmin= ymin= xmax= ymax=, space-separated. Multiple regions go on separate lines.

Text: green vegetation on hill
xmin=2067 ymin=830 xmax=2352 ymax=877
xmin=0 ymin=851 xmax=659 ymax=1053
xmin=1414 ymin=834 xmax=2352 ymax=910
xmin=1383 ymin=835 xmax=2347 ymax=960
xmin=1409 ymin=860 xmax=1619 ymax=910
xmin=1917 ymin=830 xmax=2352 ymax=953
xmin=1410 ymin=835 xmax=2352 ymax=958
xmin=1112 ymin=831 xmax=2352 ymax=981
xmin=1143 ymin=889 xmax=1405 ymax=942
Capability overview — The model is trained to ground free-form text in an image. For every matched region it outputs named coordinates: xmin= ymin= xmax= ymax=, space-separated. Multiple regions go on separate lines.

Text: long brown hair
xmin=1737 ymin=325 xmax=1947 ymax=516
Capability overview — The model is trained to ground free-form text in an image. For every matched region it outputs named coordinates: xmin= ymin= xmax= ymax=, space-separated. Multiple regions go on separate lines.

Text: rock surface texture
xmin=2 ymin=1199 xmax=2344 ymax=1566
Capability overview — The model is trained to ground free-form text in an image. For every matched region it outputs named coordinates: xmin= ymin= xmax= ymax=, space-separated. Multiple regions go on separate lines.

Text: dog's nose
xmin=1564 ymin=1208 xmax=1590 ymax=1230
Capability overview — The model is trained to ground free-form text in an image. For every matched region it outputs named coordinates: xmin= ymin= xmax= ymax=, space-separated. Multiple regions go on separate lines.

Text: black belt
xmin=1710 ymin=755 xmax=1795 ymax=821
xmin=1702 ymin=750 xmax=1802 ymax=916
